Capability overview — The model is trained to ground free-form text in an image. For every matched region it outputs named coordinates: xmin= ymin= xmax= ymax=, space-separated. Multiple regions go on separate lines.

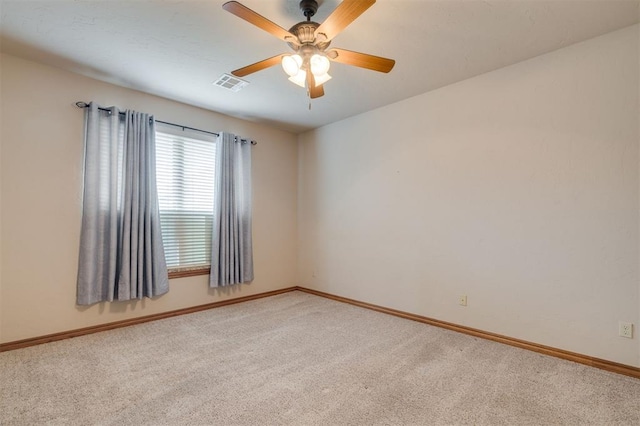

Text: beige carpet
xmin=1 ymin=291 xmax=639 ymax=425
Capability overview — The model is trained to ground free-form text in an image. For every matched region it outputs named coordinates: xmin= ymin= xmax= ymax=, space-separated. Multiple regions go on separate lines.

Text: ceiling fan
xmin=222 ymin=0 xmax=395 ymax=99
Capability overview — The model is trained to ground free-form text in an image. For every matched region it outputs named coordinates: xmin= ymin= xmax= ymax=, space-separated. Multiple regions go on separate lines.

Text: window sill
xmin=168 ymin=266 xmax=210 ymax=279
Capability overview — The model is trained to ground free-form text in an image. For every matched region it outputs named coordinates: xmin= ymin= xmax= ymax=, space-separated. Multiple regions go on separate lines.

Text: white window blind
xmin=155 ymin=126 xmax=217 ymax=269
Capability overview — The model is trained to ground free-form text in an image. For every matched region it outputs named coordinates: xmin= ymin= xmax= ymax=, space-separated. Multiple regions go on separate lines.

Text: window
xmin=155 ymin=125 xmax=217 ymax=274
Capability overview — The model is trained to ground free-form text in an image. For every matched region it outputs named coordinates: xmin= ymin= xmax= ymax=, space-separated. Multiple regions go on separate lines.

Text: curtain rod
xmin=75 ymin=102 xmax=257 ymax=145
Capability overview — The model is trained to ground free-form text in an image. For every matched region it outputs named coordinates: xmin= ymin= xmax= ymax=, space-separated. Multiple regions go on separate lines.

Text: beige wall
xmin=0 ymin=55 xmax=3 ymax=342
xmin=298 ymin=25 xmax=640 ymax=367
xmin=0 ymin=53 xmax=298 ymax=343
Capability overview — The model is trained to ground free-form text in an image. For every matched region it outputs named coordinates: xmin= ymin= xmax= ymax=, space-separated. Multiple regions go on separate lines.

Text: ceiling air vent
xmin=213 ymin=74 xmax=249 ymax=92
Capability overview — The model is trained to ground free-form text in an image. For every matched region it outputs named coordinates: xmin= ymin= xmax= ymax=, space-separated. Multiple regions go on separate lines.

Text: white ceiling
xmin=1 ymin=0 xmax=638 ymax=133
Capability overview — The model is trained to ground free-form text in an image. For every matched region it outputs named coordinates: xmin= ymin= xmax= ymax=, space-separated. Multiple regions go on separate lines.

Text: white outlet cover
xmin=618 ymin=322 xmax=633 ymax=339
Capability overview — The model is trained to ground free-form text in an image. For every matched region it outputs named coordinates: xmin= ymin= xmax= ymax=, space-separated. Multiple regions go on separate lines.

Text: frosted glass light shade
xmin=282 ymin=54 xmax=303 ymax=77
xmin=288 ymin=69 xmax=307 ymax=88
xmin=314 ymin=72 xmax=332 ymax=86
xmin=310 ymin=54 xmax=330 ymax=76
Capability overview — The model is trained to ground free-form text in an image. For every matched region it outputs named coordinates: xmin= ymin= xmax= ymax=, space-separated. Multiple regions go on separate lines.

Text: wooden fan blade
xmin=231 ymin=54 xmax=286 ymax=77
xmin=315 ymin=0 xmax=376 ymax=42
xmin=223 ymin=1 xmax=296 ymax=42
xmin=326 ymin=48 xmax=395 ymax=73
xmin=307 ymin=72 xmax=324 ymax=99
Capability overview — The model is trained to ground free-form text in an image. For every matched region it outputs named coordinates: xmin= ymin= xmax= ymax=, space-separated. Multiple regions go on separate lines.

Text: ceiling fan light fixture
xmin=310 ymin=54 xmax=330 ymax=76
xmin=314 ymin=72 xmax=332 ymax=86
xmin=288 ymin=69 xmax=307 ymax=87
xmin=282 ymin=54 xmax=303 ymax=76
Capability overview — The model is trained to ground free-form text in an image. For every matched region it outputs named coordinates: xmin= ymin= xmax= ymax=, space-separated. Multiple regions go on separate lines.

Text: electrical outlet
xmin=619 ymin=322 xmax=633 ymax=339
xmin=459 ymin=295 xmax=467 ymax=306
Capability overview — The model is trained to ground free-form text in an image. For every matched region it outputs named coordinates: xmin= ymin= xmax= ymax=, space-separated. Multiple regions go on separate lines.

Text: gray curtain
xmin=210 ymin=132 xmax=253 ymax=287
xmin=77 ymin=102 xmax=169 ymax=305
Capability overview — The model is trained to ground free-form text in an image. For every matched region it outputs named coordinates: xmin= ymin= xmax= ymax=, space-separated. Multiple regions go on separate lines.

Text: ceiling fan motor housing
xmin=291 ymin=0 xmax=330 ymax=52
xmin=288 ymin=21 xmax=330 ymax=51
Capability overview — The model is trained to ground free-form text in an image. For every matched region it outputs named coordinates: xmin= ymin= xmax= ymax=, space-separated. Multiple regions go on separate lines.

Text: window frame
xmin=155 ymin=123 xmax=218 ymax=279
